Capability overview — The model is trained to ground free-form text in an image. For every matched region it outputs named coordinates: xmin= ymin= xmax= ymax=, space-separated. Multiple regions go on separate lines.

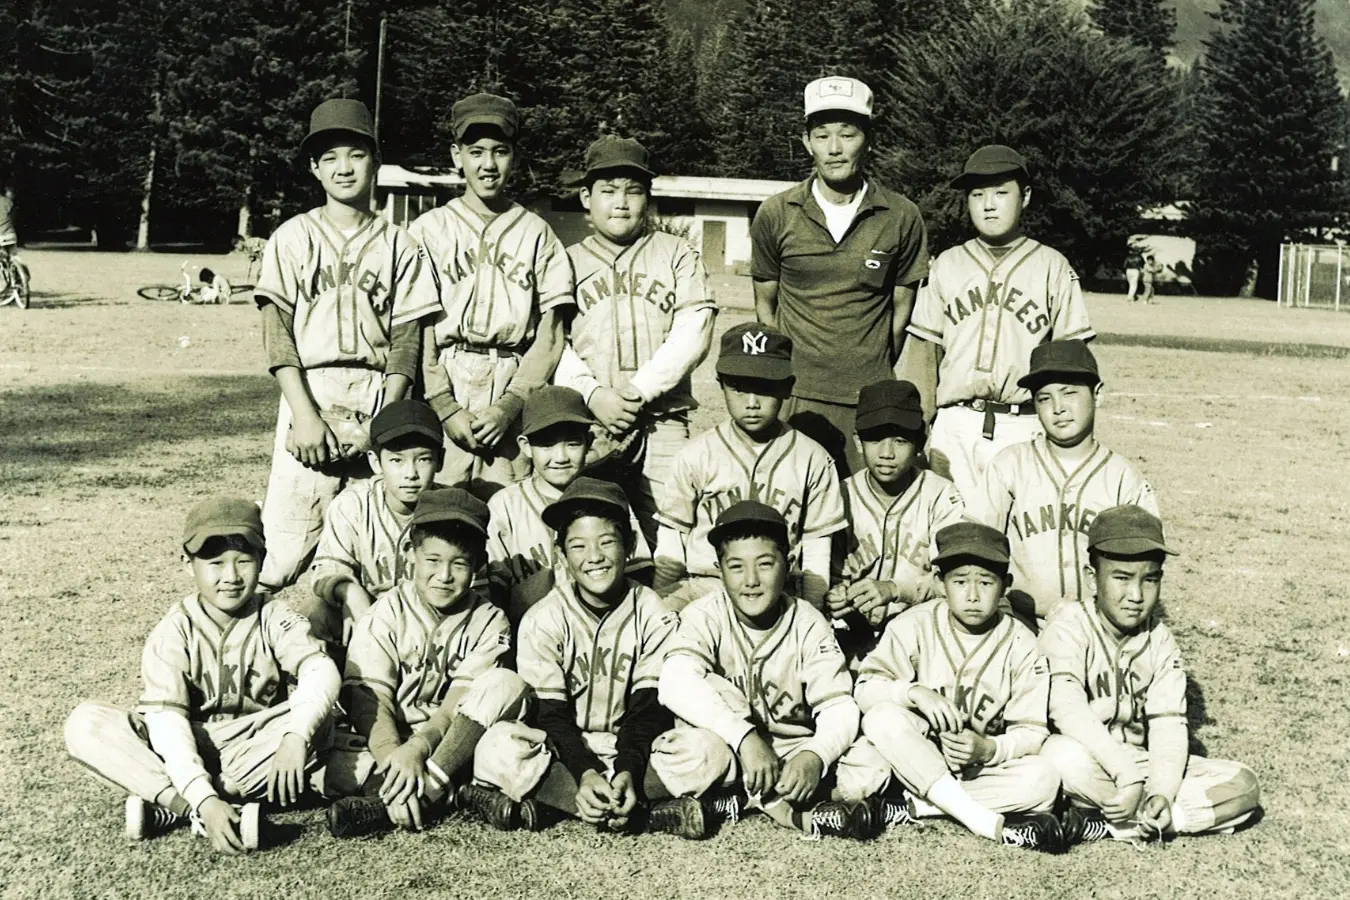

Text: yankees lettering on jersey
xmin=908 ymin=237 xmax=1094 ymax=407
xmin=665 ymin=591 xmax=853 ymax=739
xmin=969 ymin=437 xmax=1160 ymax=617
xmin=409 ymin=199 xmax=573 ymax=349
xmin=518 ymin=583 xmax=677 ymax=734
xmin=658 ymin=422 xmax=847 ymax=578
xmin=344 ymin=583 xmax=510 ymax=726
xmin=138 ymin=595 xmax=326 ymax=724
xmin=1039 ymin=600 xmax=1186 ymax=748
xmin=256 ymin=209 xmax=438 ymax=368
xmin=839 ymin=469 xmax=964 ymax=589
xmin=310 ymin=476 xmax=414 ymax=600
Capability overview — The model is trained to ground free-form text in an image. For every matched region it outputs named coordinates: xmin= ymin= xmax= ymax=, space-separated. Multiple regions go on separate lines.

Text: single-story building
xmin=377 ymin=164 xmax=794 ymax=273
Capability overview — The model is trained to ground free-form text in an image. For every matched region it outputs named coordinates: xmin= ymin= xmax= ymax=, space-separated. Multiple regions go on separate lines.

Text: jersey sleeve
xmin=309 ymin=491 xmax=364 ymax=604
xmin=989 ymin=631 xmax=1050 ymax=765
xmin=1048 ymin=254 xmax=1094 ymax=342
xmin=263 ymin=600 xmax=329 ymax=675
xmin=1125 ymin=465 xmax=1161 ymax=518
xmin=535 ymin=225 xmax=576 ymax=315
xmin=1144 ymin=625 xmax=1188 ymax=722
xmin=1038 ymin=606 xmax=1090 ymax=684
xmin=930 ymin=476 xmax=966 ymax=534
xmin=672 ymin=239 xmax=715 ymax=313
xmin=663 ymin=596 xmax=720 ymax=669
xmin=136 ymin=615 xmax=192 ymax=715
xmin=516 ymin=601 xmax=568 ymax=699
xmin=456 ymin=601 xmax=512 ymax=684
xmin=748 ymin=197 xmax=783 ymax=283
xmin=967 ymin=449 xmax=1015 ymax=531
xmin=655 ymin=443 xmax=700 ymax=532
xmin=254 ymin=223 xmax=303 ymax=315
xmin=633 ymin=594 xmax=681 ymax=691
xmin=391 ymin=232 xmax=443 ymax=326
xmin=801 ymin=447 xmax=848 ymax=540
xmin=906 ymin=264 xmax=946 ymax=344
xmin=342 ymin=598 xmax=403 ymax=700
xmin=799 ymin=608 xmax=854 ymax=712
xmin=854 ymin=609 xmax=921 ymax=712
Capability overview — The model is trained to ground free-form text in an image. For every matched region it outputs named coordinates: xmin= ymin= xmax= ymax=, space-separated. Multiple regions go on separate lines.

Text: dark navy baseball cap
xmin=1018 ymin=340 xmax=1100 ymax=391
xmin=1088 ymin=505 xmax=1177 ymax=557
xmin=370 ymin=399 xmax=443 ymax=448
xmin=707 ymin=500 xmax=789 ymax=549
xmin=933 ymin=522 xmax=1011 ymax=570
xmin=412 ymin=487 xmax=491 ymax=536
xmin=301 ymin=99 xmax=377 ymax=159
xmin=453 ymin=92 xmax=519 ymax=141
xmin=950 ymin=144 xmax=1029 ymax=190
xmin=716 ymin=322 xmax=793 ymax=382
xmin=183 ymin=497 xmax=265 ymax=554
xmin=855 ymin=379 xmax=925 ymax=435
xmin=521 ymin=385 xmax=595 ymax=438
xmin=541 ymin=476 xmax=632 ymax=533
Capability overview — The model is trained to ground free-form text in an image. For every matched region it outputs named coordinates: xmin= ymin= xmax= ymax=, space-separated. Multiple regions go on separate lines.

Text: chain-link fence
xmin=1278 ymin=243 xmax=1350 ymax=311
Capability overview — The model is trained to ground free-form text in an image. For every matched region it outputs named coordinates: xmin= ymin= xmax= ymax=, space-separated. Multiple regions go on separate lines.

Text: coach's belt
xmin=956 ymin=398 xmax=1034 ymax=442
xmin=455 ymin=343 xmax=522 ymax=359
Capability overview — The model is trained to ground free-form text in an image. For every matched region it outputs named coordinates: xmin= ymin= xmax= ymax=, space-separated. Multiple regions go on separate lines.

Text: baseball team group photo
xmin=3 ymin=1 xmax=1349 ymax=898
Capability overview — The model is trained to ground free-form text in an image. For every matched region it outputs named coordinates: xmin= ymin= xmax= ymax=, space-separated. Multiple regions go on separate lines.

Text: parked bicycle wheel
xmin=11 ymin=259 xmax=29 ymax=308
xmin=137 ymin=284 xmax=185 ymax=302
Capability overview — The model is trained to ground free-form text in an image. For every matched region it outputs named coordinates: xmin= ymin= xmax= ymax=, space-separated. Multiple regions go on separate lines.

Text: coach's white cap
xmin=804 ymin=76 xmax=873 ymax=120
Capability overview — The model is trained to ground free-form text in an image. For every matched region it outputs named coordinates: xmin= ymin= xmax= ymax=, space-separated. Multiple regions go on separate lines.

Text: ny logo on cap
xmin=742 ymin=331 xmax=768 ymax=355
xmin=819 ymin=79 xmax=855 ymax=98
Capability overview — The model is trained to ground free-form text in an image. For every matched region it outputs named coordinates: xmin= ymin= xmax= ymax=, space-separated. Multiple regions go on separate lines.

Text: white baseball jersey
xmin=1039 ymin=600 xmax=1185 ymax=749
xmin=838 ymin=469 xmax=964 ymax=599
xmin=566 ymin=231 xmax=714 ymax=414
xmin=309 ymin=476 xmax=412 ymax=601
xmin=657 ymin=421 xmax=847 ymax=578
xmin=343 ymin=583 xmax=509 ymax=727
xmin=518 ymin=582 xmax=678 ymax=734
xmin=256 ymin=209 xmax=439 ymax=369
xmin=409 ymin=198 xmax=574 ymax=350
xmin=908 ymin=238 xmax=1094 ymax=407
xmin=856 ymin=599 xmax=1048 ymax=740
xmin=665 ymin=590 xmax=853 ymax=741
xmin=137 ymin=594 xmax=327 ymax=724
xmin=969 ymin=437 xmax=1160 ymax=617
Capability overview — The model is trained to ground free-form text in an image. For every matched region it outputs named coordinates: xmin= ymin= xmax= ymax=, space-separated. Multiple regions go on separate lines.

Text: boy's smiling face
xmin=857 ymin=428 xmax=919 ymax=488
xmin=310 ymin=138 xmax=375 ymax=204
xmin=519 ymin=423 xmax=591 ymax=490
xmin=412 ymin=532 xmax=477 ymax=612
xmin=190 ymin=540 xmax=262 ymax=616
xmin=719 ymin=535 xmax=788 ymax=626
xmin=562 ymin=514 xmax=629 ymax=605
xmin=372 ymin=442 xmax=441 ymax=515
xmin=453 ymin=131 xmax=515 ymax=202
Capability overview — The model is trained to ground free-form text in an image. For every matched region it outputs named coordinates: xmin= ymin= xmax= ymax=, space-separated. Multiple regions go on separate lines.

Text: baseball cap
xmin=1018 ymin=340 xmax=1101 ymax=391
xmin=574 ymin=136 xmax=655 ymax=185
xmin=1088 ymin=505 xmax=1177 ymax=556
xmin=932 ymin=522 xmax=1011 ymax=569
xmin=411 ymin=487 xmax=491 ymax=536
xmin=949 ymin=144 xmax=1029 ymax=190
xmin=369 ymin=399 xmax=443 ymax=448
xmin=183 ymin=497 xmax=265 ymax=555
xmin=803 ymin=76 xmax=874 ymax=120
xmin=855 ymin=379 xmax=925 ymax=434
xmin=521 ymin=385 xmax=595 ymax=438
xmin=541 ymin=476 xmax=632 ymax=533
xmin=716 ymin=322 xmax=793 ymax=381
xmin=301 ymin=99 xmax=377 ymax=158
xmin=707 ymin=500 xmax=790 ymax=550
xmin=452 ymin=92 xmax=519 ymax=141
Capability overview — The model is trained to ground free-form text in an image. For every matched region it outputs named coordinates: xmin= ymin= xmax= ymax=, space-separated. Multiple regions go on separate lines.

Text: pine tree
xmin=1190 ymin=0 xmax=1347 ymax=296
xmin=1089 ymin=0 xmax=1176 ymax=56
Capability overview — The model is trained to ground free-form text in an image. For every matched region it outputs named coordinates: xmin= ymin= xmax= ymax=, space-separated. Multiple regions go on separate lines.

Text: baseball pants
xmin=859 ymin=704 xmax=1059 ymax=814
xmin=784 ymin=395 xmax=862 ymax=477
xmin=626 ymin=413 xmax=689 ymax=552
xmin=435 ymin=347 xmax=529 ymax=496
xmin=325 ymin=668 xmax=529 ymax=797
xmin=928 ymin=405 xmax=1042 ymax=508
xmin=1040 ymin=735 xmax=1261 ymax=835
xmin=261 ymin=366 xmax=382 ymax=593
xmin=65 ymin=701 xmax=330 ymax=806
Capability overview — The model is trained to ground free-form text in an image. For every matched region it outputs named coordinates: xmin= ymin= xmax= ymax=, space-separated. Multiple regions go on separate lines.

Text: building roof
xmin=377 ymin=165 xmax=793 ymax=203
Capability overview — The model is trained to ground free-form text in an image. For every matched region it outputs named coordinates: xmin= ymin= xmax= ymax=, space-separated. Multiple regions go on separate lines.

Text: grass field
xmin=3 ymin=250 xmax=1349 ymax=900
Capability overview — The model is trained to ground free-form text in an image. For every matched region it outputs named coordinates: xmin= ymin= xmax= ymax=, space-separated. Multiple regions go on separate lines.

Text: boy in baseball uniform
xmin=1039 ymin=506 xmax=1261 ymax=843
xmin=653 ymin=323 xmax=846 ymax=611
xmin=65 ymin=499 xmax=341 ymax=853
xmin=659 ymin=502 xmax=885 ymax=841
xmin=255 ymin=98 xmax=439 ymax=596
xmin=828 ymin=378 xmax=964 ymax=648
xmin=470 ymin=478 xmax=736 ymax=837
xmin=849 ymin=521 xmax=1066 ymax=852
xmin=325 ymin=488 xmax=528 ymax=837
xmin=967 ymin=340 xmax=1159 ymax=625
xmin=411 ymin=93 xmax=575 ymax=493
xmin=487 ymin=385 xmax=651 ymax=625
xmin=554 ymin=136 xmax=716 ymax=550
xmin=899 ymin=144 xmax=1094 ymax=505
xmin=304 ymin=399 xmax=445 ymax=650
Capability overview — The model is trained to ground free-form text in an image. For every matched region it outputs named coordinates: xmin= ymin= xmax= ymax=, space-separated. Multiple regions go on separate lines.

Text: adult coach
xmin=750 ymin=76 xmax=929 ymax=476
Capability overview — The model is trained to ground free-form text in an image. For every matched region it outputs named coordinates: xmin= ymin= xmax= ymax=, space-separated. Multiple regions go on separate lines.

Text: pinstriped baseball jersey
xmin=838 ymin=469 xmax=965 ymax=591
xmin=137 ymin=595 xmax=327 ymax=724
xmin=1039 ymin=600 xmax=1186 ymax=748
xmin=969 ymin=437 xmax=1160 ymax=617
xmin=255 ymin=209 xmax=439 ymax=368
xmin=518 ymin=582 xmax=678 ymax=734
xmin=567 ymin=231 xmax=715 ymax=414
xmin=310 ymin=476 xmax=412 ymax=599
xmin=666 ymin=590 xmax=853 ymax=741
xmin=487 ymin=476 xmax=653 ymax=595
xmin=856 ymin=600 xmax=1048 ymax=738
xmin=657 ymin=421 xmax=847 ymax=578
xmin=908 ymin=238 xmax=1094 ymax=407
xmin=409 ymin=198 xmax=574 ymax=349
xmin=343 ymin=583 xmax=509 ymax=727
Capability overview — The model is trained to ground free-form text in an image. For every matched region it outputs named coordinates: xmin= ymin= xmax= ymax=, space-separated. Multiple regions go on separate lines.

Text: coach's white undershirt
xmin=812 ymin=179 xmax=867 ymax=243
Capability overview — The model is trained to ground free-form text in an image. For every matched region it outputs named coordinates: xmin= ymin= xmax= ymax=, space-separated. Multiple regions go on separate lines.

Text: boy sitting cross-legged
xmin=849 ymin=521 xmax=1067 ymax=852
xmin=65 ymin=498 xmax=341 ymax=853
xmin=658 ymin=501 xmax=887 ymax=841
xmin=467 ymin=477 xmax=736 ymax=837
xmin=325 ymin=488 xmax=529 ymax=837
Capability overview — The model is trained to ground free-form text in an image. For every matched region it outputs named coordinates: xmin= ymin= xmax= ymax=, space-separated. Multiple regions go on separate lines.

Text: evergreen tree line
xmin=0 ymin=0 xmax=1343 ymax=295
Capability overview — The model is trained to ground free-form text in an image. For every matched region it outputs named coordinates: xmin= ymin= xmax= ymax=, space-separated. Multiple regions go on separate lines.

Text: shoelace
xmin=146 ymin=805 xmax=185 ymax=831
xmin=1002 ymin=823 xmax=1040 ymax=849
xmin=882 ymin=800 xmax=913 ymax=828
xmin=804 ymin=806 xmax=848 ymax=842
xmin=1080 ymin=817 xmax=1111 ymax=842
xmin=710 ymin=794 xmax=741 ymax=826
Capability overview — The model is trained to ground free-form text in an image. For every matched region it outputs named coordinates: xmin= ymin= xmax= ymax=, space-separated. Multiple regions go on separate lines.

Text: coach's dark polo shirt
xmin=750 ymin=178 xmax=928 ymax=405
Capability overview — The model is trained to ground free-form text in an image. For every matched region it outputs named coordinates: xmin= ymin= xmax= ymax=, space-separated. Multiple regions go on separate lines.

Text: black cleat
xmin=1001 ymin=812 xmax=1065 ymax=853
xmin=1060 ymin=806 xmax=1111 ymax=846
xmin=807 ymin=800 xmax=877 ymax=841
xmin=646 ymin=796 xmax=709 ymax=840
xmin=457 ymin=783 xmax=520 ymax=831
xmin=125 ymin=796 xmax=187 ymax=841
xmin=326 ymin=796 xmax=392 ymax=838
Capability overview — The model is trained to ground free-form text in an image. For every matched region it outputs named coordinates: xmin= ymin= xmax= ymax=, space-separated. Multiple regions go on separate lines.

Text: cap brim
xmin=373 ymin=423 xmax=444 ymax=447
xmin=411 ymin=510 xmax=488 ymax=536
xmin=521 ymin=412 xmax=595 ymax=438
xmin=949 ymin=166 xmax=1027 ymax=190
xmin=541 ymin=497 xmax=629 ymax=533
xmin=455 ymin=115 xmax=517 ymax=140
xmin=184 ymin=526 xmax=265 ymax=555
xmin=715 ymin=357 xmax=793 ymax=381
xmin=855 ymin=409 xmax=925 ymax=434
xmin=933 ymin=546 xmax=1011 ymax=568
xmin=1091 ymin=538 xmax=1178 ymax=557
xmin=301 ymin=127 xmax=377 ymax=157
xmin=1017 ymin=367 xmax=1101 ymax=391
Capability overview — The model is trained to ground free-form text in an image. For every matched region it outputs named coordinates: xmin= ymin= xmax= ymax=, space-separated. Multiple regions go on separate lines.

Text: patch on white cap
xmin=804 ymin=76 xmax=873 ymax=119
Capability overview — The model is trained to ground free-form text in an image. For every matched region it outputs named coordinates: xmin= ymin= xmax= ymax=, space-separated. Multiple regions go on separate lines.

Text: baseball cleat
xmin=706 ymin=788 xmax=743 ymax=826
xmin=1001 ymin=812 xmax=1065 ymax=853
xmin=124 ymin=796 xmax=186 ymax=841
xmin=456 ymin=783 xmax=519 ymax=831
xmin=806 ymin=800 xmax=876 ymax=841
xmin=875 ymin=792 xmax=917 ymax=830
xmin=517 ymin=798 xmax=545 ymax=833
xmin=326 ymin=796 xmax=393 ymax=839
xmin=1060 ymin=806 xmax=1111 ymax=846
xmin=646 ymin=796 xmax=709 ymax=840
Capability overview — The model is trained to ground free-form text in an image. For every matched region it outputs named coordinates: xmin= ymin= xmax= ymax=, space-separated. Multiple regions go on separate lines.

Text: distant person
xmin=1124 ymin=246 xmax=1143 ymax=301
xmin=1141 ymin=254 xmax=1162 ymax=305
xmin=0 ymin=184 xmax=17 ymax=260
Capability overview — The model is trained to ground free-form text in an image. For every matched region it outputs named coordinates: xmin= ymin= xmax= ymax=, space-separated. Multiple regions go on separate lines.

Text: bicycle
xmin=137 ymin=262 xmax=251 ymax=304
xmin=0 ymin=247 xmax=31 ymax=310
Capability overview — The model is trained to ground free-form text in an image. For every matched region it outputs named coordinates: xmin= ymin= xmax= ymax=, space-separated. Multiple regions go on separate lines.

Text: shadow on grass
xmin=1186 ymin=675 xmax=1211 ymax=757
xmin=17 ymin=290 xmax=130 ymax=310
xmin=0 ymin=375 xmax=276 ymax=486
xmin=1097 ymin=332 xmax=1350 ymax=359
